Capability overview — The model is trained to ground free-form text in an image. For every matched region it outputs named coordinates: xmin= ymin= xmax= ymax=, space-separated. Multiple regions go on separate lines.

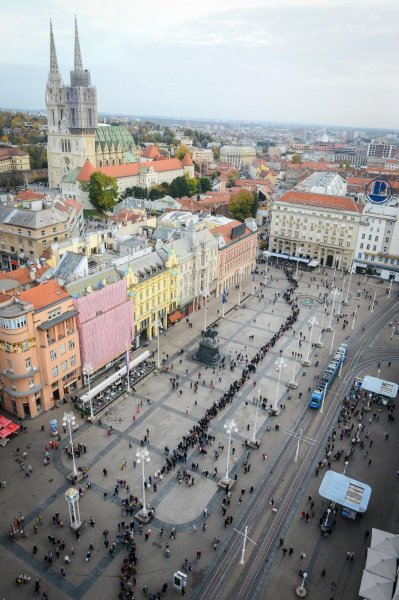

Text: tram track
xmin=195 ymin=295 xmax=398 ymax=600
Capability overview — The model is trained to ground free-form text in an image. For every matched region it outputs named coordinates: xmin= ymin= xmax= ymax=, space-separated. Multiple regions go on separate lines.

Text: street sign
xmin=365 ymin=178 xmax=392 ymax=205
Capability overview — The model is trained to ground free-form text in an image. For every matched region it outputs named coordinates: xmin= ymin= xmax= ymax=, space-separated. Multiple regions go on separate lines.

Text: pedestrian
xmin=282 ymin=547 xmax=287 ymax=557
xmin=300 ymin=552 xmax=306 ymax=559
xmin=364 ymin=530 xmax=370 ymax=540
xmin=321 ymin=568 xmax=326 ymax=577
xmin=289 ymin=547 xmax=294 ymax=556
xmin=279 ymin=538 xmax=284 ymax=546
xmin=196 ymin=548 xmax=202 ymax=559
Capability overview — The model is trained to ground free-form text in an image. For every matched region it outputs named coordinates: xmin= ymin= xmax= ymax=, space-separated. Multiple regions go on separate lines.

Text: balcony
xmin=2 ymin=366 xmax=39 ymax=380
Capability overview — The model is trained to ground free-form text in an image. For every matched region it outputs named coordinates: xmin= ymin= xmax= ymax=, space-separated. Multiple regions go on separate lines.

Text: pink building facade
xmin=72 ymin=279 xmax=134 ymax=372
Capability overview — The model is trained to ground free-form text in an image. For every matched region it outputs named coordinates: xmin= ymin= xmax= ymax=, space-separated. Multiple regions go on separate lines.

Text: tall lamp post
xmin=62 ymin=411 xmax=78 ymax=478
xmin=302 ymin=316 xmax=317 ymax=366
xmin=326 ymin=288 xmax=339 ymax=332
xmin=156 ymin=319 xmax=163 ymax=369
xmin=136 ymin=446 xmax=150 ymax=519
xmin=343 ymin=270 xmax=353 ymax=305
xmin=274 ymin=357 xmax=287 ymax=415
xmin=248 ymin=388 xmax=261 ymax=448
xmin=315 ymin=300 xmax=326 ymax=348
xmin=221 ymin=418 xmax=238 ymax=487
xmin=83 ymin=363 xmax=94 ymax=420
xmin=202 ymin=286 xmax=210 ymax=330
xmin=295 ymin=247 xmax=303 ymax=280
xmin=287 ymin=334 xmax=301 ymax=389
xmin=238 ymin=269 xmax=244 ymax=306
xmin=371 ymin=290 xmax=377 ymax=312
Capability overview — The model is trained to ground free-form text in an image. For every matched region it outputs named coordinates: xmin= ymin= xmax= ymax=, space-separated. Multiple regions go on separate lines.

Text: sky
xmin=1 ymin=0 xmax=398 ymax=129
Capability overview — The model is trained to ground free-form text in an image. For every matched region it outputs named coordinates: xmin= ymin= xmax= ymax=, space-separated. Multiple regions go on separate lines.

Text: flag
xmin=222 ymin=288 xmax=227 ymax=304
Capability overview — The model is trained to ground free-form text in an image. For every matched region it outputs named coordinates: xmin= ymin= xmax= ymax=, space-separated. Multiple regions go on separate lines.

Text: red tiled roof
xmin=77 ymin=158 xmax=184 ymax=182
xmin=19 ymin=280 xmax=69 ymax=311
xmin=141 ymin=145 xmax=161 ymax=159
xmin=76 ymin=159 xmax=96 ymax=182
xmin=181 ymin=153 xmax=194 ymax=167
xmin=277 ymin=191 xmax=363 ymax=213
xmin=0 ymin=292 xmax=11 ymax=303
xmin=211 ymin=220 xmax=253 ymax=244
xmin=0 ymin=263 xmax=50 ymax=286
xmin=0 ymin=148 xmax=28 ymax=159
xmin=14 ymin=189 xmax=46 ymax=201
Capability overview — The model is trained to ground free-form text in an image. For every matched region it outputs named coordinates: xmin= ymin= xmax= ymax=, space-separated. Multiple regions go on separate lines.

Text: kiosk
xmin=319 ymin=470 xmax=372 ymax=521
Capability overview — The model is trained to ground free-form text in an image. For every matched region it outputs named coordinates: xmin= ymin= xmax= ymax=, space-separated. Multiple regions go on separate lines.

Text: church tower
xmin=46 ymin=18 xmax=97 ymax=189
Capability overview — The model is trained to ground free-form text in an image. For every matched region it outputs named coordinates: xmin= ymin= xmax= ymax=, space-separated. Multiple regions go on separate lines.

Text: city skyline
xmin=1 ymin=0 xmax=398 ymax=129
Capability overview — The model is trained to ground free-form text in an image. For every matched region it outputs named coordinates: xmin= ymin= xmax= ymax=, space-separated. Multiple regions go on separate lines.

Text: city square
xmin=0 ymin=264 xmax=397 ymax=599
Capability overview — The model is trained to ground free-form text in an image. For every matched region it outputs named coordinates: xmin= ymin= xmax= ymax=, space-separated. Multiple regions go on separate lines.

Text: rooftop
xmin=76 ymin=158 xmax=184 ymax=182
xmin=277 ymin=191 xmax=363 ymax=213
xmin=19 ymin=280 xmax=69 ymax=311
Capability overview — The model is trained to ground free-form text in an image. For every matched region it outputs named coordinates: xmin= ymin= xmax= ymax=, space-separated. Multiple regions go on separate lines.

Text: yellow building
xmin=120 ymin=249 xmax=179 ymax=346
xmin=0 ymin=148 xmax=30 ymax=174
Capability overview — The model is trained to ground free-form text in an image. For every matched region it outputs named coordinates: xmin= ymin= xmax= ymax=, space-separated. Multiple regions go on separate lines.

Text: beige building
xmin=220 ymin=146 xmax=257 ymax=168
xmin=191 ymin=148 xmax=214 ymax=163
xmin=0 ymin=197 xmax=83 ymax=271
xmin=0 ymin=148 xmax=30 ymax=174
xmin=269 ymin=191 xmax=363 ymax=269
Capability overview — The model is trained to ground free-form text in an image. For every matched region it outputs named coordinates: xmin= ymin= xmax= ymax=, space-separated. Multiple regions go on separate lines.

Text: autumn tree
xmin=175 ymin=145 xmax=191 ymax=160
xmin=229 ymin=189 xmax=257 ymax=222
xmin=291 ymin=154 xmax=302 ymax=164
xmin=226 ymin=168 xmax=239 ymax=188
xmin=88 ymin=172 xmax=118 ymax=211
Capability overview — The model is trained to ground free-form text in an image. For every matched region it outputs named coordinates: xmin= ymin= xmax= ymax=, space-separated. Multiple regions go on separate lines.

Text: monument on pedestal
xmin=193 ymin=328 xmax=224 ymax=366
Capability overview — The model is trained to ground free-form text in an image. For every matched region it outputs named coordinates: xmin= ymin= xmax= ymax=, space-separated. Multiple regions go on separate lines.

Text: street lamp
xmin=287 ymin=334 xmax=301 ymax=389
xmin=302 ymin=317 xmax=317 ymax=366
xmin=315 ymin=300 xmax=326 ymax=348
xmin=238 ymin=269 xmax=244 ymax=306
xmin=62 ymin=411 xmax=78 ymax=477
xmin=324 ymin=508 xmax=331 ymax=527
xmin=343 ymin=460 xmax=349 ymax=475
xmin=202 ymin=286 xmax=210 ymax=330
xmin=83 ymin=363 xmax=94 ymax=420
xmin=332 ymin=253 xmax=340 ymax=282
xmin=326 ymin=288 xmax=339 ymax=332
xmin=351 ymin=305 xmax=358 ymax=330
xmin=371 ymin=290 xmax=377 ymax=312
xmin=274 ymin=357 xmax=287 ymax=414
xmin=252 ymin=388 xmax=260 ymax=444
xmin=387 ymin=278 xmax=393 ymax=299
xmin=156 ymin=319 xmax=163 ymax=369
xmin=295 ymin=247 xmax=303 ymax=280
xmin=223 ymin=418 xmax=238 ymax=484
xmin=136 ymin=446 xmax=150 ymax=517
xmin=329 ymin=329 xmax=336 ymax=355
xmin=344 ymin=270 xmax=353 ymax=305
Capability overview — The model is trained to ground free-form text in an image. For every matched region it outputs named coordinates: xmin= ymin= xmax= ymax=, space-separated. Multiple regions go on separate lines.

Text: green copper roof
xmin=62 ymin=167 xmax=80 ymax=184
xmin=95 ymin=125 xmax=135 ymax=151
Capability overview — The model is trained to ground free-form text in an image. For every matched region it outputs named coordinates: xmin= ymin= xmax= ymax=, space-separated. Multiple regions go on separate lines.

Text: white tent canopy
xmin=359 ymin=571 xmax=394 ymax=600
xmin=371 ymin=529 xmax=399 ymax=557
xmin=365 ymin=548 xmax=398 ymax=581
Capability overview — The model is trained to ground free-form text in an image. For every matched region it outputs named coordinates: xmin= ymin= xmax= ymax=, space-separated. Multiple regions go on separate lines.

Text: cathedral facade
xmin=46 ymin=19 xmax=138 ymax=189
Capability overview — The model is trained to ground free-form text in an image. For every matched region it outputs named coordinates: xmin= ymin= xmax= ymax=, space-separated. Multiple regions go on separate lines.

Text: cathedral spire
xmin=74 ymin=15 xmax=83 ymax=71
xmin=49 ymin=19 xmax=62 ymax=83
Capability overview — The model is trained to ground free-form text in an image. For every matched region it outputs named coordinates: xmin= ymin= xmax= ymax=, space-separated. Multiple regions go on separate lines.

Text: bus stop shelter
xmin=318 ymin=470 xmax=372 ymax=519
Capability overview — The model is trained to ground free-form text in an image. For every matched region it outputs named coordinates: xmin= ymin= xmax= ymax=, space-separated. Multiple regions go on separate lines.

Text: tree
xmin=149 ymin=187 xmax=165 ymax=200
xmin=175 ymin=144 xmax=190 ymax=160
xmin=226 ymin=168 xmax=239 ymax=188
xmin=169 ymin=172 xmax=198 ymax=198
xmin=212 ymin=147 xmax=220 ymax=160
xmin=229 ymin=189 xmax=257 ymax=222
xmin=88 ymin=172 xmax=118 ymax=211
xmin=291 ymin=154 xmax=302 ymax=164
xmin=198 ymin=177 xmax=211 ymax=193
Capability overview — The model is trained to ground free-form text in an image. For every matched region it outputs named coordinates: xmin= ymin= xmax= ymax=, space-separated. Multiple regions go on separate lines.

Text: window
xmin=51 ymin=365 xmax=58 ymax=377
xmin=50 ymin=349 xmax=57 ymax=361
xmin=61 ymin=360 xmax=68 ymax=372
xmin=60 ymin=343 xmax=66 ymax=355
xmin=22 ymin=340 xmax=29 ymax=351
xmin=70 ymin=355 xmax=76 ymax=366
xmin=361 ymin=234 xmax=365 ymax=239
xmin=28 ymin=377 xmax=35 ymax=388
xmin=68 ymin=339 xmax=75 ymax=350
xmin=0 ymin=315 xmax=27 ymax=329
xmin=48 ymin=308 xmax=61 ymax=320
xmin=25 ymin=357 xmax=32 ymax=370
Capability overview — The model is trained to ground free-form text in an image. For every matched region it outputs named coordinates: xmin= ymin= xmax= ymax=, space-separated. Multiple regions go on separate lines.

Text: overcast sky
xmin=1 ymin=0 xmax=398 ymax=129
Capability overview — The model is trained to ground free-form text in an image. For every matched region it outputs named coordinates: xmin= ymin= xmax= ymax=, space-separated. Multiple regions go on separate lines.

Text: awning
xmin=37 ymin=310 xmax=79 ymax=331
xmin=79 ymin=351 xmax=151 ymax=405
xmin=0 ymin=422 xmax=20 ymax=437
xmin=169 ymin=311 xmax=184 ymax=324
xmin=318 ymin=470 xmax=372 ymax=513
xmin=361 ymin=376 xmax=398 ymax=399
xmin=0 ymin=416 xmax=12 ymax=429
xmin=365 ymin=548 xmax=397 ymax=581
xmin=370 ymin=528 xmax=399 ymax=557
xmin=359 ymin=570 xmax=394 ymax=600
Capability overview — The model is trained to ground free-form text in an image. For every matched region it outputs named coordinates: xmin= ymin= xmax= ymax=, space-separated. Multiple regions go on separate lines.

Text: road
xmin=194 ymin=295 xmax=399 ymax=600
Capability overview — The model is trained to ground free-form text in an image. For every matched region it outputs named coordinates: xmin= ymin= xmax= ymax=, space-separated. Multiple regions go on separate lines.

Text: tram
xmin=308 ymin=343 xmax=349 ymax=409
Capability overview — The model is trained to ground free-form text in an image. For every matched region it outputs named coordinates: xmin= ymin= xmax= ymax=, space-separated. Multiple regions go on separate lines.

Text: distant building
xmin=0 ymin=280 xmax=81 ymax=418
xmin=297 ymin=171 xmax=347 ymax=197
xmin=0 ymin=148 xmax=30 ymax=175
xmin=269 ymin=191 xmax=363 ymax=269
xmin=46 ymin=19 xmax=138 ymax=189
xmin=352 ymin=204 xmax=399 ymax=281
xmin=220 ymin=146 xmax=257 ymax=168
xmin=0 ymin=197 xmax=83 ymax=271
xmin=367 ymin=139 xmax=392 ymax=160
xmin=191 ymin=148 xmax=214 ymax=163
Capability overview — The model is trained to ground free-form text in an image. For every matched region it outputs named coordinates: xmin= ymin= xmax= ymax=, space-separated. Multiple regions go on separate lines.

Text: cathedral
xmin=46 ymin=18 xmax=138 ymax=189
